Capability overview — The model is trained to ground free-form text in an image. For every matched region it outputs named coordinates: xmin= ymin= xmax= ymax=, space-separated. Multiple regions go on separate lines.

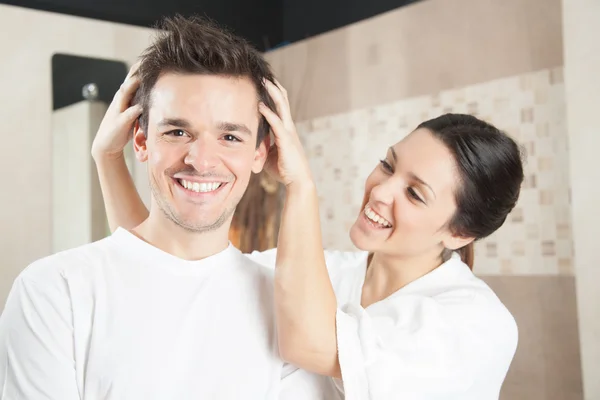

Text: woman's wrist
xmin=92 ymin=150 xmax=126 ymax=166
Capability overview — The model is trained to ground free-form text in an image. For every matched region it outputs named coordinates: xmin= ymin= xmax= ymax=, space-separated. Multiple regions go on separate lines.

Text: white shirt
xmin=0 ymin=228 xmax=283 ymax=400
xmin=248 ymin=250 xmax=518 ymax=400
xmin=0 ymin=234 xmax=516 ymax=400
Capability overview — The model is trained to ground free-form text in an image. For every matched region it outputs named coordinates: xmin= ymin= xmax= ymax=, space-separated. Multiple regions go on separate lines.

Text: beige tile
xmin=521 ymin=108 xmax=535 ymax=123
xmin=524 ymin=141 xmax=536 ymax=157
xmin=512 ymin=241 xmax=526 ymax=256
xmin=540 ymin=190 xmax=554 ymax=205
xmin=500 ymin=259 xmax=514 ymax=274
xmin=538 ymin=157 xmax=554 ymax=171
xmin=536 ymin=123 xmax=550 ymax=137
xmin=527 ymin=224 xmax=540 ymax=240
xmin=542 ymin=240 xmax=556 ymax=256
xmin=558 ymin=258 xmax=573 ymax=275
xmin=511 ymin=208 xmax=524 ymax=223
xmin=523 ymin=174 xmax=538 ymax=189
xmin=557 ymin=223 xmax=571 ymax=239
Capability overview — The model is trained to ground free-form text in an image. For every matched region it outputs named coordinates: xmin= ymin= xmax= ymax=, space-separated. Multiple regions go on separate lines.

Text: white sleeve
xmin=0 ymin=275 xmax=80 ymax=399
xmin=335 ymin=295 xmax=516 ymax=400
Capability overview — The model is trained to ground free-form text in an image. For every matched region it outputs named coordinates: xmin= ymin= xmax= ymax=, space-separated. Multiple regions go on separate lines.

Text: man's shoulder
xmin=231 ymin=247 xmax=276 ymax=279
xmin=19 ymin=236 xmax=117 ymax=284
xmin=243 ymin=247 xmax=367 ymax=272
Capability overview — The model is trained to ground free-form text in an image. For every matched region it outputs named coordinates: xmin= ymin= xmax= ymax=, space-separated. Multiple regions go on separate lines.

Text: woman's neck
xmin=361 ymin=250 xmax=444 ymax=309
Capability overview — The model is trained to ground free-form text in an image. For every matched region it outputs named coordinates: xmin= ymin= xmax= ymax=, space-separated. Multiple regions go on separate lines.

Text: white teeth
xmin=180 ymin=179 xmax=222 ymax=193
xmin=364 ymin=205 xmax=392 ymax=227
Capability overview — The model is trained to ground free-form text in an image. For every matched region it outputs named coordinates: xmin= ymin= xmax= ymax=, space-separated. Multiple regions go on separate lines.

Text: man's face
xmin=133 ymin=73 xmax=268 ymax=233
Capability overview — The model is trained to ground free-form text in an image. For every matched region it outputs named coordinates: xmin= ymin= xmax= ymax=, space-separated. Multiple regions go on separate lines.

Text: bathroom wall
xmin=0 ymin=4 xmax=154 ymax=308
xmin=265 ymin=0 xmax=584 ymax=398
xmin=562 ymin=0 xmax=600 ymax=397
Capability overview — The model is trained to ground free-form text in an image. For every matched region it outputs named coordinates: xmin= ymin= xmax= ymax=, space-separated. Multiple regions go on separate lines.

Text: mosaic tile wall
xmin=297 ymin=67 xmax=572 ymax=275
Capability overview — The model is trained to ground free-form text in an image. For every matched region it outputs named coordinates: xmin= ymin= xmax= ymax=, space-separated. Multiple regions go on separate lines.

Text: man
xmin=0 ymin=15 xmax=303 ymax=399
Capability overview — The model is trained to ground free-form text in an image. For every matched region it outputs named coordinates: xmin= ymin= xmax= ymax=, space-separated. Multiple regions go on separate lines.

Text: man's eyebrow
xmin=216 ymin=121 xmax=252 ymax=136
xmin=157 ymin=118 xmax=192 ymax=129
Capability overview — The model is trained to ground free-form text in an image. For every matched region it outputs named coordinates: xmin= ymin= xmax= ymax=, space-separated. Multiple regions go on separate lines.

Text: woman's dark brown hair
xmin=418 ymin=114 xmax=524 ymax=269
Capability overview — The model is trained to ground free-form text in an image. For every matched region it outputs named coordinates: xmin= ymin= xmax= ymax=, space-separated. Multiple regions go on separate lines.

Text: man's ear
xmin=133 ymin=119 xmax=148 ymax=162
xmin=252 ymin=134 xmax=270 ymax=173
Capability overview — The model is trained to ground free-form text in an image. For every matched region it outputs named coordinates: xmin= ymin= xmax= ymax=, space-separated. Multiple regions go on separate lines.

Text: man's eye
xmin=166 ymin=130 xmax=186 ymax=137
xmin=224 ymin=134 xmax=241 ymax=142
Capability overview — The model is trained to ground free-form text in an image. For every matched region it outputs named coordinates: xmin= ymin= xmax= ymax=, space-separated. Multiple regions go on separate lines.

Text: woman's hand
xmin=91 ymin=62 xmax=142 ymax=161
xmin=259 ymin=79 xmax=313 ymax=190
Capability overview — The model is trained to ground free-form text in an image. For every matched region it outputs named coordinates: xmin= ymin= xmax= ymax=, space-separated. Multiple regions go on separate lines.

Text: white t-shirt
xmin=0 ymin=228 xmax=283 ymax=400
xmin=0 ymin=232 xmax=517 ymax=400
xmin=248 ymin=249 xmax=518 ymax=400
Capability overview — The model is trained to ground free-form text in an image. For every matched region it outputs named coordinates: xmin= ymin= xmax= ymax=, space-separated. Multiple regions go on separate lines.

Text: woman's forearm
xmin=94 ymin=153 xmax=148 ymax=232
xmin=275 ymin=182 xmax=340 ymax=377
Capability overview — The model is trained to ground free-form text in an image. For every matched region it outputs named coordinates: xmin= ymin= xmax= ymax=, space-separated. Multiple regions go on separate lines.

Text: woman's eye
xmin=379 ymin=160 xmax=393 ymax=173
xmin=407 ymin=187 xmax=424 ymax=203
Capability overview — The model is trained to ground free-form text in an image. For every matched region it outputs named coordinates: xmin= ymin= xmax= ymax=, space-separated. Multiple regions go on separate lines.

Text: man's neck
xmin=132 ymin=211 xmax=232 ymax=261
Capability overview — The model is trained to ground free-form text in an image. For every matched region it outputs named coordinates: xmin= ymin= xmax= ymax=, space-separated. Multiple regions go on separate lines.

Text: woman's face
xmin=349 ymin=128 xmax=467 ymax=257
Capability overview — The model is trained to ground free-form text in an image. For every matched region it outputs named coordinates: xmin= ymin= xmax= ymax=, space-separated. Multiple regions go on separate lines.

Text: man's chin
xmin=170 ymin=207 xmax=234 ymax=232
xmin=169 ymin=217 xmax=222 ymax=233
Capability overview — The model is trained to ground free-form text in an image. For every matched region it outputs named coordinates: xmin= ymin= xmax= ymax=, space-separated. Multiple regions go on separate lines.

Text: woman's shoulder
xmin=436 ymin=257 xmax=519 ymax=349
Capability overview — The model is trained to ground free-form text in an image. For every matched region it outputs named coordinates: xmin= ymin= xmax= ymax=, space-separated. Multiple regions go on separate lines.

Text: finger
xmin=264 ymin=79 xmax=289 ymax=114
xmin=272 ymin=79 xmax=288 ymax=99
xmin=122 ymin=104 xmax=143 ymax=123
xmin=259 ymin=103 xmax=288 ymax=146
xmin=125 ymin=61 xmax=141 ymax=80
xmin=116 ymin=75 xmax=141 ymax=111
xmin=116 ymin=104 xmax=142 ymax=138
xmin=263 ymin=80 xmax=294 ymax=131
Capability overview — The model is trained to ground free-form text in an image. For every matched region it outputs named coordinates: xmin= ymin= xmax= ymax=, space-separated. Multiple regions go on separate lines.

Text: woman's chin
xmin=349 ymin=221 xmax=374 ymax=252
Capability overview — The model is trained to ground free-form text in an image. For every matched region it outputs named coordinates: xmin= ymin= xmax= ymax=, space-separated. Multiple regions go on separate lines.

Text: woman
xmin=92 ymin=65 xmax=523 ymax=399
